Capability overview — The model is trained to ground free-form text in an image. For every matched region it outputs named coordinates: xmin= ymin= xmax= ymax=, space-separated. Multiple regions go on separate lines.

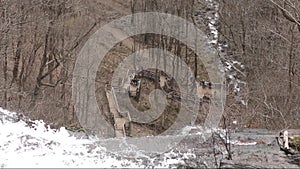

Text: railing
xmin=111 ymin=87 xmax=121 ymax=113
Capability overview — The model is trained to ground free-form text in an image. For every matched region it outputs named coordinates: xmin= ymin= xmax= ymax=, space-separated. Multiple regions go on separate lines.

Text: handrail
xmin=111 ymin=87 xmax=121 ymax=113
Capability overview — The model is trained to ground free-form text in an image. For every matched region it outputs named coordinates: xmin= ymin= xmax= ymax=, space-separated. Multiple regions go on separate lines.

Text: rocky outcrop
xmin=277 ymin=130 xmax=300 ymax=155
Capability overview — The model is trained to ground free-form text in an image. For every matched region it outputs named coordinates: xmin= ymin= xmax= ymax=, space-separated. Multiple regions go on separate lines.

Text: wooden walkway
xmin=107 ymin=69 xmax=224 ymax=137
xmin=106 ymin=87 xmax=127 ymax=137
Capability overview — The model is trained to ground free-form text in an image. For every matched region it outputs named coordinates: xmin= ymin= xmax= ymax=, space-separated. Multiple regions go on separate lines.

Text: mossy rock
xmin=290 ymin=136 xmax=300 ymax=153
xmin=65 ymin=125 xmax=87 ymax=133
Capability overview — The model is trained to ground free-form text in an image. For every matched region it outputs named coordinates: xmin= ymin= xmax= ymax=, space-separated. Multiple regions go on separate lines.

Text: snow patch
xmin=232 ymin=141 xmax=257 ymax=146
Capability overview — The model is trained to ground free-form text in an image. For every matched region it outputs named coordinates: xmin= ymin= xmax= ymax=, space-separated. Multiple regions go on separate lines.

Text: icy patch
xmin=233 ymin=83 xmax=240 ymax=93
xmin=204 ymin=0 xmax=220 ymax=46
xmin=240 ymin=100 xmax=246 ymax=106
xmin=232 ymin=141 xmax=257 ymax=146
xmin=159 ymin=150 xmax=196 ymax=168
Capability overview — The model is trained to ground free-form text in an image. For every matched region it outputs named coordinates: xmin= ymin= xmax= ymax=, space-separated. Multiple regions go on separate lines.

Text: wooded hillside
xmin=0 ymin=0 xmax=299 ymax=130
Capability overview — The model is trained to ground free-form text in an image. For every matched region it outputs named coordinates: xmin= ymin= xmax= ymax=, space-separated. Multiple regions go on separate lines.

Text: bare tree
xmin=219 ymin=0 xmax=300 ymax=129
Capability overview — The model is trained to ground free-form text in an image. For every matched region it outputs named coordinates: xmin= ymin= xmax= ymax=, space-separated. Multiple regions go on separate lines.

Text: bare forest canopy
xmin=219 ymin=0 xmax=300 ymax=129
xmin=0 ymin=0 xmax=299 ymax=130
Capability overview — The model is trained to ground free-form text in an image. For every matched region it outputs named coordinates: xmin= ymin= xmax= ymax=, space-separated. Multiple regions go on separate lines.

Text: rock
xmin=220 ymin=160 xmax=258 ymax=168
xmin=290 ymin=136 xmax=300 ymax=153
xmin=277 ymin=130 xmax=300 ymax=155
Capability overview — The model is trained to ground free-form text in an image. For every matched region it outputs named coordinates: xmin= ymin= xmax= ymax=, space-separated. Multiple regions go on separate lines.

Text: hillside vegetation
xmin=0 ymin=0 xmax=299 ymax=131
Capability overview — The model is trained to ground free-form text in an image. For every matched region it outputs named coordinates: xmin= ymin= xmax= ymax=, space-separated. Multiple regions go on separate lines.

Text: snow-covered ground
xmin=1 ymin=107 xmax=229 ymax=168
xmin=0 ymin=107 xmax=196 ymax=168
xmin=0 ymin=108 xmax=128 ymax=168
xmin=204 ymin=0 xmax=245 ymax=94
xmin=0 ymin=107 xmax=259 ymax=168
